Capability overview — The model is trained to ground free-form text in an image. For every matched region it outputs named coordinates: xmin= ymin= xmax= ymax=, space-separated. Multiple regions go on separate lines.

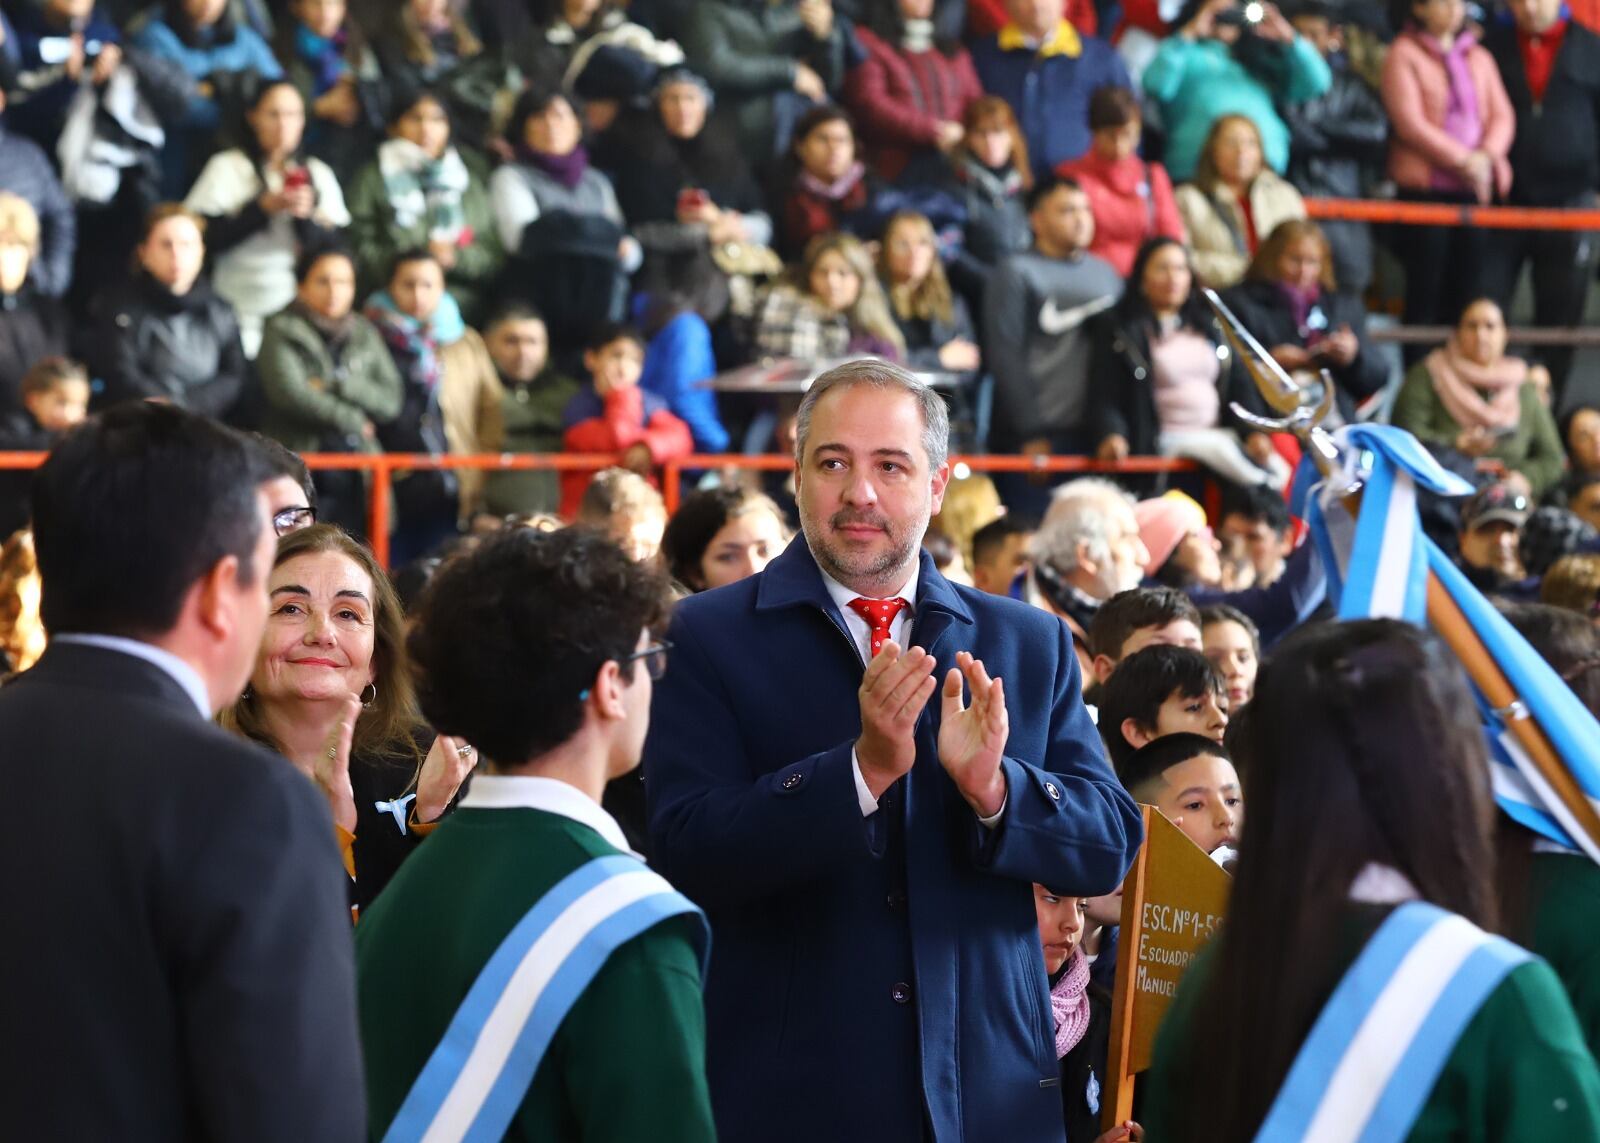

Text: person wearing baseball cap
xmin=1457 ymin=481 xmax=1531 ymax=591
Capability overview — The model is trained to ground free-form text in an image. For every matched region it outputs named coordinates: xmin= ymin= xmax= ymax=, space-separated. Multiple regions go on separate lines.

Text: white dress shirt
xmin=817 ymin=566 xmax=1005 ymax=827
xmin=54 ymin=633 xmax=212 ymax=718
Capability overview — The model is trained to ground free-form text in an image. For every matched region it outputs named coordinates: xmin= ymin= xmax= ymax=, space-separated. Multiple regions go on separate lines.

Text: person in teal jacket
xmin=1142 ymin=0 xmax=1330 ymax=182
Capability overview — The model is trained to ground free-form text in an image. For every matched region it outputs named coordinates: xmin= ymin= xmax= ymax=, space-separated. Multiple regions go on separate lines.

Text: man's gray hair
xmin=794 ymin=359 xmax=950 ymax=471
xmin=1029 ymin=477 xmax=1135 ymax=574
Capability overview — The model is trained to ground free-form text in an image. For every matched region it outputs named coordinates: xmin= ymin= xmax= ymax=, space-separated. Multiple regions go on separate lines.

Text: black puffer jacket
xmin=1483 ymin=16 xmax=1600 ymax=207
xmin=87 ymin=272 xmax=250 ymax=419
xmin=0 ymin=288 xmax=68 ymax=414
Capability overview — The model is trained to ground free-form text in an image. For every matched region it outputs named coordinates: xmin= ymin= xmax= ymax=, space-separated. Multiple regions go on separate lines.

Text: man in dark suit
xmin=645 ymin=359 xmax=1143 ymax=1143
xmin=0 ymin=404 xmax=365 ymax=1141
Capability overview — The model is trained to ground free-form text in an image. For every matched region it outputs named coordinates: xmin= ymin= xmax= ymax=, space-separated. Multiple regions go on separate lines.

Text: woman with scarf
xmin=778 ymin=105 xmax=881 ymax=261
xmin=364 ymin=248 xmax=503 ymax=563
xmin=1220 ymin=219 xmax=1387 ymax=420
xmin=491 ymin=87 xmax=639 ymax=345
xmin=185 ymin=80 xmax=350 ymax=356
xmin=944 ymin=96 xmax=1033 ymax=305
xmin=347 ymin=88 xmax=500 ymax=323
xmin=843 ymin=0 xmax=983 ymax=184
xmin=275 ymin=0 xmax=387 ymax=183
xmin=1034 ymin=884 xmax=1143 ymax=1143
xmin=1393 ymin=297 xmax=1562 ymax=499
xmin=1380 ymin=0 xmax=1513 ymax=345
xmin=134 ymin=0 xmax=285 ymax=198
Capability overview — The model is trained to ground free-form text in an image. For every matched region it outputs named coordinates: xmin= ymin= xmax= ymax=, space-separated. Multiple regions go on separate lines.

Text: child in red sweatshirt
xmin=560 ymin=324 xmax=694 ymax=520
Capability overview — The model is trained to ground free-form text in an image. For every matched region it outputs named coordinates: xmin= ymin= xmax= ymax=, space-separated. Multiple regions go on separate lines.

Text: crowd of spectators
xmin=0 ymin=0 xmax=1598 ymax=556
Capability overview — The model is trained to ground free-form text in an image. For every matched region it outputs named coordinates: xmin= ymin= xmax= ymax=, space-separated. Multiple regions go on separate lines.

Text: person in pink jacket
xmin=1056 ymin=84 xmax=1186 ymax=277
xmin=1380 ymin=0 xmax=1514 ymax=350
xmin=843 ymin=0 xmax=984 ymax=183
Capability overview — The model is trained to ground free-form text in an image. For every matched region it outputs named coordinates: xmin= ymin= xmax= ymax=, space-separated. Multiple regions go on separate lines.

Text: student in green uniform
xmin=1499 ymin=603 xmax=1600 ymax=1059
xmin=355 ymin=526 xmax=715 ymax=1143
xmin=1143 ymin=618 xmax=1600 ymax=1142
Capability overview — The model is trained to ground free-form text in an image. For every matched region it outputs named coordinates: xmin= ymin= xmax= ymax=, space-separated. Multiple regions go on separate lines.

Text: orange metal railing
xmin=1305 ymin=196 xmax=1600 ymax=231
xmin=0 ymin=451 xmax=1198 ymax=568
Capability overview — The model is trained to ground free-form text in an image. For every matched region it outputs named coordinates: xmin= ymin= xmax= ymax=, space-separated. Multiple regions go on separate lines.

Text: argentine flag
xmin=1299 ymin=424 xmax=1600 ymax=865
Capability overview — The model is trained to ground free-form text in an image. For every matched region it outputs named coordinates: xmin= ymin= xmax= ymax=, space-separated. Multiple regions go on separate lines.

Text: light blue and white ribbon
xmin=1253 ymin=901 xmax=1530 ymax=1143
xmin=1300 ymin=424 xmax=1600 ymax=864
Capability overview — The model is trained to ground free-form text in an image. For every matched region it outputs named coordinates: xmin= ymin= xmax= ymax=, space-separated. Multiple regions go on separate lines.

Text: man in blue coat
xmin=645 ymin=359 xmax=1142 ymax=1143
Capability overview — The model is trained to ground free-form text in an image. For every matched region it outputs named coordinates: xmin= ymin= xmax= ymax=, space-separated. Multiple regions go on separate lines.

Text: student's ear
xmin=582 ymin=349 xmax=599 ymax=377
xmin=1092 ymin=654 xmax=1117 ymax=685
xmin=1121 ymin=718 xmax=1156 ymax=752
xmin=591 ymin=659 xmax=628 ymax=722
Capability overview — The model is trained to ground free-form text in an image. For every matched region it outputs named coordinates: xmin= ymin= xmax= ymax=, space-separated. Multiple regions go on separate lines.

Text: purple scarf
xmin=1419 ymin=30 xmax=1482 ymax=192
xmin=1277 ymin=282 xmax=1322 ymax=342
xmin=1051 ymin=947 xmax=1093 ymax=1058
xmin=520 ymin=144 xmax=591 ymax=191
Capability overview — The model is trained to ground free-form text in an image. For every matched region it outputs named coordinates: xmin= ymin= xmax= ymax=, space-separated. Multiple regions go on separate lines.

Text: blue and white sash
xmin=1299 ymin=424 xmax=1600 ymax=864
xmin=1253 ymin=902 xmax=1530 ymax=1143
xmin=382 ymin=854 xmax=709 ymax=1143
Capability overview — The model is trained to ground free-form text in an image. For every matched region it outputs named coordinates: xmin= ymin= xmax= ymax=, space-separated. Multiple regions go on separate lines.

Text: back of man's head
xmin=32 ymin=403 xmax=275 ymax=639
xmin=407 ymin=526 xmax=668 ymax=769
xmin=1121 ymin=732 xmax=1234 ymax=804
xmin=1097 ymin=644 xmax=1224 ymax=771
xmin=1088 ymin=586 xmax=1202 ymax=665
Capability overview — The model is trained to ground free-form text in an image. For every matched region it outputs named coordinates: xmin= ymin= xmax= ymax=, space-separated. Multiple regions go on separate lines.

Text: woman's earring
xmin=360 ymin=682 xmax=378 ymax=708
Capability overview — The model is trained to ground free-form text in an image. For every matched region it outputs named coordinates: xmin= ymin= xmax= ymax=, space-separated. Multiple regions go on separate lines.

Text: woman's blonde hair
xmin=0 ymin=530 xmax=44 ymax=674
xmin=933 ymin=474 xmax=1004 ymax=567
xmin=1542 ymin=554 xmax=1600 ymax=617
xmin=1246 ymin=218 xmax=1339 ymax=292
xmin=1193 ymin=113 xmax=1264 ymax=198
xmin=400 ymin=0 xmax=481 ymax=65
xmin=800 ymin=232 xmax=907 ymax=358
xmin=221 ymin=524 xmax=423 ymax=766
xmin=0 ymin=193 xmax=41 ymax=254
xmin=880 ymin=211 xmax=955 ymax=326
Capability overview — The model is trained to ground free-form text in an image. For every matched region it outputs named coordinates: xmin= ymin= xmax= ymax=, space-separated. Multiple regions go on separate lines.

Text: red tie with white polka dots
xmin=848 ymin=597 xmax=910 ymax=658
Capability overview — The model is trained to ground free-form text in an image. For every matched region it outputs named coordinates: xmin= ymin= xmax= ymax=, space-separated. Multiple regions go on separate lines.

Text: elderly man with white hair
xmin=1020 ymin=477 xmax=1327 ymax=674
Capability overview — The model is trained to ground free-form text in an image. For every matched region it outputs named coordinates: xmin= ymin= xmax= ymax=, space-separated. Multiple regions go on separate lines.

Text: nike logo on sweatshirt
xmin=1038 ymin=294 xmax=1115 ymax=335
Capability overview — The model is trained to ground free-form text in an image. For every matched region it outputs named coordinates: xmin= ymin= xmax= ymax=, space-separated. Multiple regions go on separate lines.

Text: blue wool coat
xmin=645 ymin=540 xmax=1142 ymax=1143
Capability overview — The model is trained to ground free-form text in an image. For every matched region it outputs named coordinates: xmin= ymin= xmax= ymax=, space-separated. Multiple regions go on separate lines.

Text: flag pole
xmin=1203 ymin=290 xmax=1600 ymax=854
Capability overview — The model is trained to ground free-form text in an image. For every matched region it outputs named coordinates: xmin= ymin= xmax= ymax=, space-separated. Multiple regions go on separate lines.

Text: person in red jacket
xmin=561 ymin=324 xmax=693 ymax=519
xmin=1056 ymin=85 xmax=1185 ymax=276
xmin=845 ymin=0 xmax=984 ymax=182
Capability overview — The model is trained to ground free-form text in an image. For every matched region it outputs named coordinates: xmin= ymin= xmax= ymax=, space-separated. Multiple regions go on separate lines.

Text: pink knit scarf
xmin=1051 ymin=947 xmax=1093 ymax=1058
xmin=1425 ymin=336 xmax=1527 ymax=432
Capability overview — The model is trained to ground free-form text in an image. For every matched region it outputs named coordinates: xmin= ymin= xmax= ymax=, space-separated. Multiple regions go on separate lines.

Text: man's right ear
xmin=1092 ymin=654 xmax=1117 ymax=686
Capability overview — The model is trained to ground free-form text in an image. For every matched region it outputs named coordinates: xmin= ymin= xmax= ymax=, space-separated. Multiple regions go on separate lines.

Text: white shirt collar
xmin=817 ymin=561 xmax=920 ymax=616
xmin=458 ymin=774 xmax=637 ymax=856
xmin=53 ymin=633 xmax=212 ymax=718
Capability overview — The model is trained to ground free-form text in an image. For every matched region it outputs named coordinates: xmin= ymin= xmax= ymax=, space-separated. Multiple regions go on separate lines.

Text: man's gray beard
xmin=803 ymin=521 xmax=921 ymax=589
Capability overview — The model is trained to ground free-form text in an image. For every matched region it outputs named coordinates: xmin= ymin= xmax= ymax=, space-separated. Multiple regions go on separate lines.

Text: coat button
xmin=782 ymin=772 xmax=804 ymax=790
xmin=1044 ymin=781 xmax=1061 ymax=801
xmin=891 ymin=982 xmax=912 ymax=1004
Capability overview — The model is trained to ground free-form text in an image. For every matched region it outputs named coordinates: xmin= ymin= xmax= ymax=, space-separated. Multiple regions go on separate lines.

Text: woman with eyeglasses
xmin=220 ymin=523 xmax=476 ymax=914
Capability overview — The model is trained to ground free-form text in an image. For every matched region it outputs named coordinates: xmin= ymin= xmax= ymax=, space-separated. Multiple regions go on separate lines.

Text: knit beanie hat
xmin=1135 ymin=491 xmax=1208 ymax=572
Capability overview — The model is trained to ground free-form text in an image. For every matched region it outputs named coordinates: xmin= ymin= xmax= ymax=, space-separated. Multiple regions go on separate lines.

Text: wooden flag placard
xmin=1102 ymin=806 xmax=1233 ymax=1132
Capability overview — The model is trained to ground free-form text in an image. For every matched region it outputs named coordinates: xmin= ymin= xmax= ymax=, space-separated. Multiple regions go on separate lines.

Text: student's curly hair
xmin=407 ymin=527 xmax=669 ymax=766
